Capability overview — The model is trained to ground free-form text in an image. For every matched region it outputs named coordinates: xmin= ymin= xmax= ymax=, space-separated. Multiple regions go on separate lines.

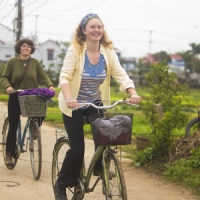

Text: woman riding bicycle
xmin=0 ymin=38 xmax=55 ymax=167
xmin=55 ymin=13 xmax=141 ymax=200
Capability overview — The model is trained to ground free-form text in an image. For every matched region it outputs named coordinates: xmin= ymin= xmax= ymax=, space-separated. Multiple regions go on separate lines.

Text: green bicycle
xmin=52 ymin=99 xmax=138 ymax=200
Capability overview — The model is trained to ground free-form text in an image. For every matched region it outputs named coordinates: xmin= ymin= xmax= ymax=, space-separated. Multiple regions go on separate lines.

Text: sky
xmin=0 ymin=0 xmax=200 ymax=58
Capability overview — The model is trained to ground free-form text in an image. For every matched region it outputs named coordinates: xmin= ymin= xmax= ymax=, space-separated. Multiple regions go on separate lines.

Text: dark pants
xmin=58 ymin=102 xmax=103 ymax=187
xmin=6 ymin=94 xmax=44 ymax=157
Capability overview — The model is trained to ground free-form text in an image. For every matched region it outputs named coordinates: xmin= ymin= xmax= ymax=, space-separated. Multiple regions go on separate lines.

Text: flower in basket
xmin=19 ymin=88 xmax=55 ymax=99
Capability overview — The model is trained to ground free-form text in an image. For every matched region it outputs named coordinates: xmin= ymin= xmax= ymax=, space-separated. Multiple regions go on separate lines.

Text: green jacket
xmin=0 ymin=57 xmax=53 ymax=90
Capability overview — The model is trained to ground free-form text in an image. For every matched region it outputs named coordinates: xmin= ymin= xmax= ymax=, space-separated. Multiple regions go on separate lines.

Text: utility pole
xmin=149 ymin=30 xmax=153 ymax=55
xmin=35 ymin=15 xmax=38 ymax=44
xmin=16 ymin=0 xmax=22 ymax=42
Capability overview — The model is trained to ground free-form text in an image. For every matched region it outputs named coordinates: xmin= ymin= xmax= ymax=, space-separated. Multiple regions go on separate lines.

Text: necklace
xmin=18 ymin=56 xmax=31 ymax=74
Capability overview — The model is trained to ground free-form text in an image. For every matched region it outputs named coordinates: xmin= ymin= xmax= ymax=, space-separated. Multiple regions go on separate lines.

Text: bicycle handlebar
xmin=7 ymin=89 xmax=24 ymax=95
xmin=72 ymin=99 xmax=139 ymax=111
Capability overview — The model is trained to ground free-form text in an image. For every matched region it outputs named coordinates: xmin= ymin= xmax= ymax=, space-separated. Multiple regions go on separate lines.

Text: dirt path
xmin=0 ymin=101 xmax=200 ymax=200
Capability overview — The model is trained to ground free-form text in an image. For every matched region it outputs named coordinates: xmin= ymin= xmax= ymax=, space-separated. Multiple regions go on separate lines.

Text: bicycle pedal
xmin=71 ymin=179 xmax=85 ymax=200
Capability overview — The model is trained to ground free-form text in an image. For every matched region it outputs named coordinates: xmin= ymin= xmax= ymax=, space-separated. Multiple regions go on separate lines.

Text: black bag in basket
xmin=89 ymin=113 xmax=133 ymax=146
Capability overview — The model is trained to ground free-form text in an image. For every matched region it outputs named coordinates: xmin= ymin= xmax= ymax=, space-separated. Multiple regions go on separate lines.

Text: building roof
xmin=0 ymin=23 xmax=13 ymax=32
xmin=0 ymin=40 xmax=5 ymax=45
xmin=170 ymin=54 xmax=183 ymax=59
xmin=39 ymin=39 xmax=60 ymax=46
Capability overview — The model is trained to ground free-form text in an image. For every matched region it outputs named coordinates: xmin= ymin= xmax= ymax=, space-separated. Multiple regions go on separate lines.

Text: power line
xmin=107 ymin=27 xmax=199 ymax=41
xmin=23 ymin=0 xmax=42 ymax=7
xmin=0 ymin=0 xmax=8 ymax=10
xmin=33 ymin=0 xmax=107 ymax=27
xmin=0 ymin=4 xmax=15 ymax=21
xmin=0 ymin=0 xmax=4 ymax=6
xmin=107 ymin=1 xmax=200 ymax=28
xmin=23 ymin=0 xmax=50 ymax=18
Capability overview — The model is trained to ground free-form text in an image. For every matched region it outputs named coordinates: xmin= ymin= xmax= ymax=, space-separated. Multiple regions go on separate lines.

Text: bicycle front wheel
xmin=29 ymin=120 xmax=42 ymax=180
xmin=103 ymin=152 xmax=127 ymax=200
xmin=52 ymin=137 xmax=81 ymax=199
xmin=185 ymin=117 xmax=200 ymax=137
xmin=2 ymin=117 xmax=19 ymax=169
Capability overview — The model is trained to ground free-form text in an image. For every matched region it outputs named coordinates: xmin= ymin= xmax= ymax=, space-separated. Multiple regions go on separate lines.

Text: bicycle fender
xmin=52 ymin=136 xmax=67 ymax=155
xmin=2 ymin=117 xmax=9 ymax=135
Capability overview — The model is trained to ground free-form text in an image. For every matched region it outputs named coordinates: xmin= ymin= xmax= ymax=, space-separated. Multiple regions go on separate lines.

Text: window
xmin=47 ymin=49 xmax=54 ymax=60
xmin=5 ymin=55 xmax=11 ymax=58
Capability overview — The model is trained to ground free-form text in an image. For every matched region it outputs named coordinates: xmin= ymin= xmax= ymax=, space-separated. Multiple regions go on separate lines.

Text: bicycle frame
xmin=82 ymin=145 xmax=105 ymax=193
xmin=80 ymin=144 xmax=118 ymax=197
xmin=17 ymin=117 xmax=31 ymax=153
xmin=2 ymin=113 xmax=31 ymax=153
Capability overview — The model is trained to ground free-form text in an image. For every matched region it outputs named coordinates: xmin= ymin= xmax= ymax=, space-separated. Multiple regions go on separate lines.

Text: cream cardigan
xmin=58 ymin=43 xmax=135 ymax=117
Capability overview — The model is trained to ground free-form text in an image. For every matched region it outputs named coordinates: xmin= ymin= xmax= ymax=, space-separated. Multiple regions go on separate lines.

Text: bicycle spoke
xmin=103 ymin=152 xmax=127 ymax=200
xmin=52 ymin=137 xmax=76 ymax=199
xmin=30 ymin=121 xmax=42 ymax=180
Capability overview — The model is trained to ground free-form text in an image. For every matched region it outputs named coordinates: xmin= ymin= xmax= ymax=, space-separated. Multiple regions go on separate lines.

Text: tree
xmin=188 ymin=43 xmax=200 ymax=58
xmin=57 ymin=41 xmax=70 ymax=65
xmin=136 ymin=61 xmax=189 ymax=165
xmin=153 ymin=51 xmax=171 ymax=63
xmin=178 ymin=51 xmax=193 ymax=73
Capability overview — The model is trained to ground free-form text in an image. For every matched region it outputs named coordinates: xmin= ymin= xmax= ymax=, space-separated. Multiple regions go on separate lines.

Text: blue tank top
xmin=77 ymin=53 xmax=106 ymax=103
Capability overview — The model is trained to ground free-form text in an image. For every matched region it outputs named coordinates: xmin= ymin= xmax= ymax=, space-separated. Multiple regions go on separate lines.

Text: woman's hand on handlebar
xmin=66 ymin=99 xmax=79 ymax=109
xmin=49 ymin=86 xmax=55 ymax=91
xmin=6 ymin=86 xmax=14 ymax=93
xmin=129 ymin=94 xmax=141 ymax=105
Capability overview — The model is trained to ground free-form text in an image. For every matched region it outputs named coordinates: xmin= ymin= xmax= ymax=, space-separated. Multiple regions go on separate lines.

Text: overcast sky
xmin=1 ymin=0 xmax=200 ymax=58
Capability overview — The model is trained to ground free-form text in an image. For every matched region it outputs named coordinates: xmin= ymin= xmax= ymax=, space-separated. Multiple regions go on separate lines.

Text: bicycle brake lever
xmin=122 ymin=99 xmax=140 ymax=107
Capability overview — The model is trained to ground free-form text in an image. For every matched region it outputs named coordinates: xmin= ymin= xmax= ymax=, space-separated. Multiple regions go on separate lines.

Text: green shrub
xmin=164 ymin=147 xmax=200 ymax=194
xmin=136 ymin=61 xmax=189 ymax=164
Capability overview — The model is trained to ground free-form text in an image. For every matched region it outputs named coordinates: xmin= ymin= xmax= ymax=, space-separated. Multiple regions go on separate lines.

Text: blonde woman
xmin=55 ymin=13 xmax=141 ymax=200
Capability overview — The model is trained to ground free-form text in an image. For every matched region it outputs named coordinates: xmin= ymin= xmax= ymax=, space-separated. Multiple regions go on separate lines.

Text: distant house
xmin=0 ymin=40 xmax=15 ymax=62
xmin=0 ymin=23 xmax=15 ymax=43
xmin=168 ymin=54 xmax=185 ymax=73
xmin=121 ymin=57 xmax=137 ymax=71
xmin=33 ymin=39 xmax=67 ymax=71
xmin=0 ymin=22 xmax=68 ymax=72
xmin=143 ymin=54 xmax=157 ymax=64
xmin=0 ymin=23 xmax=15 ymax=62
xmin=143 ymin=53 xmax=185 ymax=73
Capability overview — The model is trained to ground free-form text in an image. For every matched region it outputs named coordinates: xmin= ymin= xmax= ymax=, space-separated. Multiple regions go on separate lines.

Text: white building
xmin=0 ymin=23 xmax=67 ymax=72
xmin=33 ymin=40 xmax=67 ymax=71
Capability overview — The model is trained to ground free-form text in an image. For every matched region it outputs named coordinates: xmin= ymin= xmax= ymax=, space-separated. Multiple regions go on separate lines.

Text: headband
xmin=81 ymin=13 xmax=100 ymax=28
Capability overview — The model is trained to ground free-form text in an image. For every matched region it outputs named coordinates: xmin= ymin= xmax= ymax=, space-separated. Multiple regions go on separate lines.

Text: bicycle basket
xmin=88 ymin=113 xmax=133 ymax=146
xmin=18 ymin=95 xmax=47 ymax=117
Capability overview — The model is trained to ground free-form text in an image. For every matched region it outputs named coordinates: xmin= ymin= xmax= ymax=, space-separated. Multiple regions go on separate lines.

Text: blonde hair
xmin=71 ymin=17 xmax=113 ymax=52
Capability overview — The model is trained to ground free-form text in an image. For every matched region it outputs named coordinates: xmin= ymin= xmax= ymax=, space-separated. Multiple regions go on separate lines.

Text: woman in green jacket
xmin=55 ymin=13 xmax=141 ymax=200
xmin=0 ymin=38 xmax=55 ymax=167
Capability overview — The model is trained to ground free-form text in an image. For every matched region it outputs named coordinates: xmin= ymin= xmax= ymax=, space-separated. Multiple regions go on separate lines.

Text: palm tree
xmin=188 ymin=43 xmax=200 ymax=58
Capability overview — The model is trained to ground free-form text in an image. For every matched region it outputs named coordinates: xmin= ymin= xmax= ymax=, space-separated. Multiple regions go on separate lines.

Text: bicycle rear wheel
xmin=2 ymin=117 xmax=19 ymax=169
xmin=29 ymin=120 xmax=42 ymax=180
xmin=185 ymin=117 xmax=200 ymax=137
xmin=52 ymin=137 xmax=80 ymax=199
xmin=102 ymin=151 xmax=127 ymax=200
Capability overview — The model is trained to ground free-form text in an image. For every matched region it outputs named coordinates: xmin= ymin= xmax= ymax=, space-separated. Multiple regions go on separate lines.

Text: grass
xmin=1 ymin=86 xmax=200 ymax=134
